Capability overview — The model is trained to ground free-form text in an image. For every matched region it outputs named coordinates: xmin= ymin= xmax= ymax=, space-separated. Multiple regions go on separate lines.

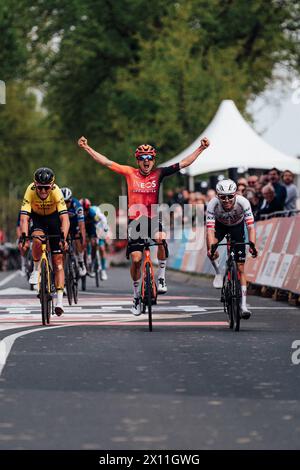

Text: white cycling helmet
xmin=61 ymin=187 xmax=72 ymax=201
xmin=216 ymin=179 xmax=237 ymax=195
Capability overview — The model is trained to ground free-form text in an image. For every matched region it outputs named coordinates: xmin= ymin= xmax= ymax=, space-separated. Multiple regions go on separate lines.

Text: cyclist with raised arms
xmin=18 ymin=168 xmax=70 ymax=315
xmin=78 ymin=136 xmax=210 ymax=315
xmin=61 ymin=187 xmax=87 ymax=277
xmin=206 ymin=179 xmax=257 ymax=319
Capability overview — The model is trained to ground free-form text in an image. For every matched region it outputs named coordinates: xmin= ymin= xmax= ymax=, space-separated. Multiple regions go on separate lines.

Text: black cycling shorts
xmin=69 ymin=219 xmax=80 ymax=238
xmin=214 ymin=220 xmax=246 ymax=263
xmin=30 ymin=211 xmax=62 ymax=254
xmin=126 ymin=216 xmax=167 ymax=257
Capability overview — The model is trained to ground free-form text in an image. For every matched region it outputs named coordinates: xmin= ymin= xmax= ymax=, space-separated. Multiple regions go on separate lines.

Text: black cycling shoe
xmin=241 ymin=306 xmax=251 ymax=320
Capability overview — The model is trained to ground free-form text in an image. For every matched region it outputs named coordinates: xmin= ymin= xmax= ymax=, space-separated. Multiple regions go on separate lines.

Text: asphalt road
xmin=0 ymin=267 xmax=299 ymax=450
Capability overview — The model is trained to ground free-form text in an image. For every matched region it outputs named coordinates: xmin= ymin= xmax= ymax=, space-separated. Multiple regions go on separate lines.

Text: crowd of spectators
xmin=0 ymin=228 xmax=20 ymax=271
xmin=165 ymin=168 xmax=299 ymax=222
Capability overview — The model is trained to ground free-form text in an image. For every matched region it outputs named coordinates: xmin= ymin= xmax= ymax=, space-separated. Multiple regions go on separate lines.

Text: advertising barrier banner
xmin=166 ymin=216 xmax=300 ymax=295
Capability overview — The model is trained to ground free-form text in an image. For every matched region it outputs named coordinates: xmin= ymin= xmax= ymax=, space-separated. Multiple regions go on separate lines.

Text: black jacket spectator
xmin=268 ymin=168 xmax=287 ymax=211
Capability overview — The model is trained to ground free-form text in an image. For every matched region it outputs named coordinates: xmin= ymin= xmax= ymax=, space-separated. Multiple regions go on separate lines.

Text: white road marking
xmin=0 ymin=325 xmax=69 ymax=377
xmin=247 ymin=307 xmax=298 ymax=310
xmin=0 ymin=272 xmax=20 ymax=288
xmin=0 ymin=324 xmax=30 ymax=332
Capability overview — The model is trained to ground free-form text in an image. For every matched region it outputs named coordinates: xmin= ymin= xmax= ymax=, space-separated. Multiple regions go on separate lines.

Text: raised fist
xmin=201 ymin=137 xmax=210 ymax=148
xmin=78 ymin=136 xmax=88 ymax=148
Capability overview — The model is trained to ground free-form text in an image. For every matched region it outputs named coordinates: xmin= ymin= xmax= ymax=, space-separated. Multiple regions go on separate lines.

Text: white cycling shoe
xmin=213 ymin=274 xmax=223 ymax=289
xmin=78 ymin=262 xmax=87 ymax=277
xmin=131 ymin=297 xmax=141 ymax=316
xmin=157 ymin=278 xmax=167 ymax=294
xmin=100 ymin=270 xmax=108 ymax=281
xmin=29 ymin=270 xmax=39 ymax=285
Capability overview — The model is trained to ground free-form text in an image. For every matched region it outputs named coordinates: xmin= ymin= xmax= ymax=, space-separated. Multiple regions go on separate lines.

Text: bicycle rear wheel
xmin=40 ymin=259 xmax=51 ymax=325
xmin=64 ymin=253 xmax=73 ymax=306
xmin=231 ymin=262 xmax=241 ymax=332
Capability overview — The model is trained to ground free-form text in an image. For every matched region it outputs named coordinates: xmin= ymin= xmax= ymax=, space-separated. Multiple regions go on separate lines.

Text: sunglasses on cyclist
xmin=36 ymin=185 xmax=52 ymax=191
xmin=136 ymin=155 xmax=155 ymax=162
xmin=218 ymin=194 xmax=235 ymax=201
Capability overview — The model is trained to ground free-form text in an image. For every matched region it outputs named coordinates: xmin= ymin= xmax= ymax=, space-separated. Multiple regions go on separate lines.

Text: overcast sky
xmin=249 ymin=76 xmax=300 ymax=158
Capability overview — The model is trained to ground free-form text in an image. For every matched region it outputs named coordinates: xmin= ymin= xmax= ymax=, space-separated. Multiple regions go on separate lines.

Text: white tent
xmin=163 ymin=100 xmax=300 ymax=176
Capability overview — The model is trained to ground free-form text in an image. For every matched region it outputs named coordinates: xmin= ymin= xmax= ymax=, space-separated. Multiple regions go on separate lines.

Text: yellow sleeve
xmin=20 ymin=184 xmax=34 ymax=215
xmin=53 ymin=186 xmax=68 ymax=215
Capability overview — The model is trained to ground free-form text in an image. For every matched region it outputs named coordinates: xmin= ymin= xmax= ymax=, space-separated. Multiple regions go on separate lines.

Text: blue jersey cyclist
xmin=80 ymin=198 xmax=109 ymax=279
xmin=61 ymin=188 xmax=87 ymax=277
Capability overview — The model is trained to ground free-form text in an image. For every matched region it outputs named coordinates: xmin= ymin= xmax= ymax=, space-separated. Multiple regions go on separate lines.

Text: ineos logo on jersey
xmin=133 ymin=180 xmax=157 ymax=190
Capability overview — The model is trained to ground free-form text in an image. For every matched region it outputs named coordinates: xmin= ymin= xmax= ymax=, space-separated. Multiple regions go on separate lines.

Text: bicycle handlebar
xmin=19 ymin=232 xmax=65 ymax=246
xmin=128 ymin=238 xmax=166 ymax=248
xmin=66 ymin=233 xmax=83 ymax=243
xmin=210 ymin=240 xmax=257 ymax=258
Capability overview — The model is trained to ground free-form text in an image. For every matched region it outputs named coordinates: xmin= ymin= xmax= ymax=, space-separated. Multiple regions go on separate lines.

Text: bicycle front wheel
xmin=145 ymin=263 xmax=153 ymax=332
xmin=94 ymin=258 xmax=100 ymax=288
xmin=81 ymin=274 xmax=86 ymax=291
xmin=71 ymin=256 xmax=79 ymax=304
xmin=231 ymin=262 xmax=241 ymax=332
xmin=222 ymin=275 xmax=234 ymax=329
xmin=40 ymin=259 xmax=51 ymax=325
xmin=64 ymin=253 xmax=73 ymax=306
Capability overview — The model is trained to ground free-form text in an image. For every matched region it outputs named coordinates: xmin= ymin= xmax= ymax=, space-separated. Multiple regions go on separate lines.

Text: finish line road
xmin=0 ymin=267 xmax=299 ymax=449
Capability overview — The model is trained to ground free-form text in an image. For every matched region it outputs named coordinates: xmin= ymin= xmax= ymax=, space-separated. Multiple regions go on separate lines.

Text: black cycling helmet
xmin=34 ymin=167 xmax=55 ymax=185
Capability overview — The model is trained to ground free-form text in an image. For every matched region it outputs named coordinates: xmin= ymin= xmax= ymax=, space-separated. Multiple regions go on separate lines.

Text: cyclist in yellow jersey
xmin=18 ymin=167 xmax=70 ymax=315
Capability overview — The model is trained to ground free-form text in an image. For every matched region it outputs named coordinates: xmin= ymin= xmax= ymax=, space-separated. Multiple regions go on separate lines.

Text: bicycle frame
xmin=225 ymin=236 xmax=241 ymax=281
xmin=38 ymin=239 xmax=51 ymax=293
xmin=141 ymin=245 xmax=157 ymax=300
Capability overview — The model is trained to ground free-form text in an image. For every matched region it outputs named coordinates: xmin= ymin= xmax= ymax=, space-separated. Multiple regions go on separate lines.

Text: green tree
xmin=0 ymin=83 xmax=62 ymax=239
xmin=108 ymin=0 xmax=300 ymax=164
xmin=0 ymin=1 xmax=28 ymax=80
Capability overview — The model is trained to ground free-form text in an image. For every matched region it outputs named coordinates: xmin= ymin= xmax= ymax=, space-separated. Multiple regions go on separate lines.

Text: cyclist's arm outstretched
xmin=179 ymin=137 xmax=210 ymax=169
xmin=78 ymin=136 xmax=114 ymax=169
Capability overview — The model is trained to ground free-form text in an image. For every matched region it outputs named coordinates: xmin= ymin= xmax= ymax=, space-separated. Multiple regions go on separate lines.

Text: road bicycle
xmin=211 ymin=235 xmax=257 ymax=332
xmin=64 ymin=234 xmax=81 ymax=305
xmin=81 ymin=241 xmax=101 ymax=291
xmin=21 ymin=233 xmax=64 ymax=325
xmin=129 ymin=239 xmax=168 ymax=332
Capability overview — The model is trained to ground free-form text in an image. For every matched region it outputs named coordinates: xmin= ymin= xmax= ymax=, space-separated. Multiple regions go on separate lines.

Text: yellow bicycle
xmin=22 ymin=233 xmax=61 ymax=325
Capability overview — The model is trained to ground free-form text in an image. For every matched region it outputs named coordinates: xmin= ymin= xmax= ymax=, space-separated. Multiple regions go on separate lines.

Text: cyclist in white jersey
xmin=206 ymin=179 xmax=257 ymax=319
